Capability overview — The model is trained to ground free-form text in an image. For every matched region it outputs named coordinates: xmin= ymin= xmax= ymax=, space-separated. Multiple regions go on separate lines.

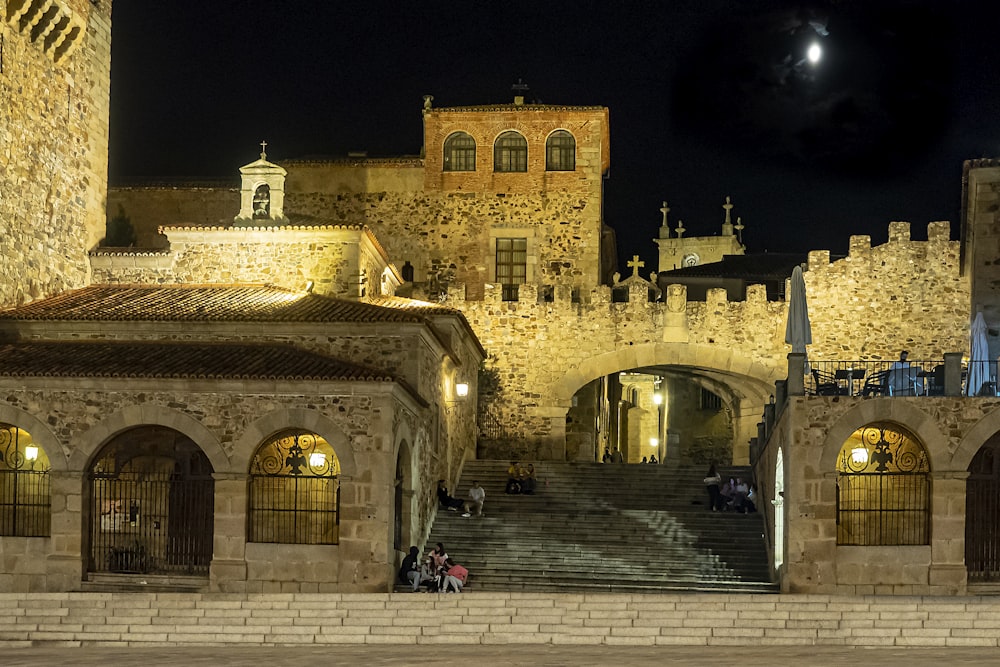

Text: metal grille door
xmin=89 ymin=470 xmax=214 ymax=576
xmin=967 ymin=442 xmax=1000 ymax=582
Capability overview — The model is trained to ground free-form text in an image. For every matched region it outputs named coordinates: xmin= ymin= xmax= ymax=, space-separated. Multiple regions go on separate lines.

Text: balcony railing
xmin=804 ymin=358 xmax=998 ymax=397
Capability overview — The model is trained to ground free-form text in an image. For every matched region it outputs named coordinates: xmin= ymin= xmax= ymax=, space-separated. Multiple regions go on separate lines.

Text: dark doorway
xmin=967 ymin=434 xmax=1000 ymax=582
xmin=87 ymin=427 xmax=214 ymax=577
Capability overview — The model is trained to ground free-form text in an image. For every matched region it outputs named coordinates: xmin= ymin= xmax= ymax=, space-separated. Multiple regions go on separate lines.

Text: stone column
xmin=787 ymin=354 xmax=805 ymax=396
xmin=928 ymin=470 xmax=969 ymax=593
xmin=944 ymin=352 xmax=963 ymax=396
xmin=46 ymin=471 xmax=85 ymax=592
xmin=209 ymin=472 xmax=248 ymax=592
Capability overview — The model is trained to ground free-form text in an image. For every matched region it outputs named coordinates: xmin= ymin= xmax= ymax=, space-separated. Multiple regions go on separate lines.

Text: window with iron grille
xmin=700 ymin=388 xmax=721 ymax=411
xmin=496 ymin=237 xmax=527 ymax=301
xmin=836 ymin=423 xmax=929 ymax=546
xmin=494 ymin=131 xmax=527 ymax=172
xmin=443 ymin=131 xmax=476 ymax=171
xmin=248 ymin=430 xmax=340 ymax=545
xmin=0 ymin=425 xmax=50 ymax=537
xmin=546 ymin=130 xmax=576 ymax=171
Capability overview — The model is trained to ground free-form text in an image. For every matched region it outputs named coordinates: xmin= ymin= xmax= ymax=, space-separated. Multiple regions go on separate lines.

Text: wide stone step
xmin=425 ymin=460 xmax=772 ymax=594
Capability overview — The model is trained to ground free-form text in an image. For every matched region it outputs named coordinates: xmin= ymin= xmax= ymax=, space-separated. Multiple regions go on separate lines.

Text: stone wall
xmin=0 ymin=0 xmax=111 ymax=307
xmin=754 ymin=393 xmax=1000 ymax=595
xmin=963 ymin=162 xmax=1000 ymax=359
xmin=0 ymin=378 xmax=456 ymax=593
xmin=82 ymin=220 xmax=971 ymax=462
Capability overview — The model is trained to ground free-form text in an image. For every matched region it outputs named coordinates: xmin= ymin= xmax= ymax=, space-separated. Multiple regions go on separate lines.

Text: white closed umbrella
xmin=785 ymin=265 xmax=812 ymax=365
xmin=967 ymin=312 xmax=990 ymax=396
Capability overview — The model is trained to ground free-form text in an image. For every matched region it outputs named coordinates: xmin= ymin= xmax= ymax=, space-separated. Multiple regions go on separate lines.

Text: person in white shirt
xmin=463 ymin=481 xmax=485 ymax=517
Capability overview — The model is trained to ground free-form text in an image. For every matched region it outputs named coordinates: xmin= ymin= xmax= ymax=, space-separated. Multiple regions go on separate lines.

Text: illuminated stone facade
xmin=0 ymin=0 xmax=111 ymax=307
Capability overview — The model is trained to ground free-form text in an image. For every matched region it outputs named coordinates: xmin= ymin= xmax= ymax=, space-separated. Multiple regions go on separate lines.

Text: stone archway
xmin=551 ymin=343 xmax=781 ymax=463
xmin=86 ymin=425 xmax=215 ymax=579
xmin=965 ymin=432 xmax=1000 ymax=583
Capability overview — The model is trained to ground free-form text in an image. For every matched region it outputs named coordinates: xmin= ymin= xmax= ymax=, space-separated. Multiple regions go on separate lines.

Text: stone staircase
xmin=422 ymin=461 xmax=775 ymax=593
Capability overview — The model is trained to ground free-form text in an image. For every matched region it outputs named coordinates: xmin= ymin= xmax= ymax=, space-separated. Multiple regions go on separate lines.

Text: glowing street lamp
xmin=455 ymin=382 xmax=469 ymax=398
xmin=24 ymin=446 xmax=38 ymax=462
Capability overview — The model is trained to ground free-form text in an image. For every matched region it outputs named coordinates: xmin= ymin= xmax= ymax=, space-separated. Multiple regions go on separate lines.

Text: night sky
xmin=108 ymin=1 xmax=1000 ymax=273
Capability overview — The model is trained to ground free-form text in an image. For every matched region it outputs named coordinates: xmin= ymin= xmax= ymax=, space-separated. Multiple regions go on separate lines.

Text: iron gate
xmin=967 ymin=441 xmax=1000 ymax=582
xmin=90 ymin=471 xmax=214 ymax=576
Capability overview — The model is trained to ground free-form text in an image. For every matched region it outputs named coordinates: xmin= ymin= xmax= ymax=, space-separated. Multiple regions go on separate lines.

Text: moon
xmin=807 ymin=42 xmax=822 ymax=64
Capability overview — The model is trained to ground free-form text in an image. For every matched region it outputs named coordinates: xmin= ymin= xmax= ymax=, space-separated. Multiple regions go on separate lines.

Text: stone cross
xmin=723 ymin=195 xmax=734 ymax=225
xmin=659 ymin=201 xmax=670 ymax=229
xmin=260 ymin=140 xmax=268 ymax=160
xmin=627 ymin=255 xmax=645 ymax=278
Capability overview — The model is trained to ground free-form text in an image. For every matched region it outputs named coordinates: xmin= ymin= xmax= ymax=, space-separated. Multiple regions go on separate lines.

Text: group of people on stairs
xmin=399 ymin=542 xmax=469 ymax=593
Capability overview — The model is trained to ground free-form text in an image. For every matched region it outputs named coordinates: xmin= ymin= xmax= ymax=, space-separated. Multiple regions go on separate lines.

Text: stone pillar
xmin=944 ymin=352 xmax=963 ymax=396
xmin=209 ymin=472 xmax=248 ymax=592
xmin=787 ymin=354 xmax=805 ymax=396
xmin=929 ymin=470 xmax=970 ymax=593
xmin=774 ymin=380 xmax=788 ymax=408
xmin=46 ymin=471 xmax=85 ymax=592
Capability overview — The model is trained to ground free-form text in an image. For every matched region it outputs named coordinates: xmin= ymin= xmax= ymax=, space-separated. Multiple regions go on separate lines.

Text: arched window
xmin=494 ymin=131 xmax=527 ymax=172
xmin=546 ymin=130 xmax=576 ymax=171
xmin=0 ymin=424 xmax=50 ymax=537
xmin=253 ymin=184 xmax=270 ymax=219
xmin=443 ymin=131 xmax=476 ymax=171
xmin=836 ymin=423 xmax=929 ymax=546
xmin=248 ymin=430 xmax=340 ymax=545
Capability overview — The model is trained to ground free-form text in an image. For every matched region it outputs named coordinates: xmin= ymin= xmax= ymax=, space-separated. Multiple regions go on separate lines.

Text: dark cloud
xmin=672 ymin=2 xmax=955 ymax=177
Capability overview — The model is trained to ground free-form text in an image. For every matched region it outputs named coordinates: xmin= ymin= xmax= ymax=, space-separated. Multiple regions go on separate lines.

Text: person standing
xmin=703 ymin=464 xmax=722 ymax=511
xmin=888 ymin=350 xmax=914 ymax=396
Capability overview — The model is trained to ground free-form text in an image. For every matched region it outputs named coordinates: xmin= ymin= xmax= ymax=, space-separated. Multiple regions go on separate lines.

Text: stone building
xmin=0 ymin=4 xmax=485 ymax=594
xmin=8 ymin=2 xmax=1000 ymax=597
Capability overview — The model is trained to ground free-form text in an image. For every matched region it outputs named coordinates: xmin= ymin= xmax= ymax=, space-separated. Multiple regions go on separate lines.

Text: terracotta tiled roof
xmin=434 ymin=104 xmax=606 ymax=112
xmin=366 ymin=296 xmax=463 ymax=315
xmin=0 ymin=341 xmax=394 ymax=382
xmin=0 ymin=285 xmax=432 ymax=324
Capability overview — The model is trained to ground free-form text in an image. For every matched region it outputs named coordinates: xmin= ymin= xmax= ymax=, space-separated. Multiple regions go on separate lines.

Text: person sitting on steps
xmin=442 ymin=558 xmax=469 ymax=593
xmin=463 ymin=481 xmax=485 ymax=517
xmin=522 ymin=463 xmax=537 ymax=495
xmin=505 ymin=461 xmax=522 ymax=494
xmin=399 ymin=545 xmax=423 ymax=592
xmin=437 ymin=479 xmax=464 ymax=511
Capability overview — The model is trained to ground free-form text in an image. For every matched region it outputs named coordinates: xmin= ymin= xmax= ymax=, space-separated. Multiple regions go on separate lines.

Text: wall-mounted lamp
xmin=309 ymin=452 xmax=326 ymax=468
xmin=455 ymin=382 xmax=470 ymax=398
xmin=851 ymin=446 xmax=869 ymax=466
xmin=24 ymin=446 xmax=38 ymax=462
xmin=649 ymin=438 xmax=659 ymax=448
xmin=652 ymin=393 xmax=663 ymax=406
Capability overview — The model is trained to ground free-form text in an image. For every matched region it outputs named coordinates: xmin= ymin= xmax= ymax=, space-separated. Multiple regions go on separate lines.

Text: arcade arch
xmin=0 ymin=422 xmax=51 ymax=537
xmin=86 ymin=425 xmax=215 ymax=577
xmin=554 ymin=344 xmax=780 ymax=464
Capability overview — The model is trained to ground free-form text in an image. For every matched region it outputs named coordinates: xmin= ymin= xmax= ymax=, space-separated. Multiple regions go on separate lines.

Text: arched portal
xmin=87 ymin=426 xmax=214 ymax=577
xmin=835 ymin=422 xmax=930 ymax=546
xmin=248 ymin=429 xmax=340 ymax=545
xmin=0 ymin=423 xmax=51 ymax=537
xmin=966 ymin=432 xmax=1000 ymax=583
xmin=394 ymin=440 xmax=414 ymax=552
xmin=551 ymin=343 xmax=780 ymax=464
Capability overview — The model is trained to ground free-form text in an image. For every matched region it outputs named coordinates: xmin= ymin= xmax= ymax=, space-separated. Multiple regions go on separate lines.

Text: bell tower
xmin=234 ymin=141 xmax=289 ymax=225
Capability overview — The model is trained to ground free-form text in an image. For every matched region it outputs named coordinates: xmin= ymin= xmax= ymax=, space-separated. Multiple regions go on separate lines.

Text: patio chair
xmin=811 ymin=369 xmax=844 ymax=396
